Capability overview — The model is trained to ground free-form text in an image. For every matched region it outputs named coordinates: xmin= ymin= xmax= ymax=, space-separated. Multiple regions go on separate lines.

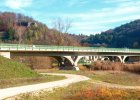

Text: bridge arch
xmin=101 ymin=57 xmax=110 ymax=61
xmin=50 ymin=56 xmax=87 ymax=71
xmin=117 ymin=56 xmax=128 ymax=63
xmin=50 ymin=56 xmax=74 ymax=70
xmin=97 ymin=56 xmax=128 ymax=63
xmin=64 ymin=56 xmax=85 ymax=71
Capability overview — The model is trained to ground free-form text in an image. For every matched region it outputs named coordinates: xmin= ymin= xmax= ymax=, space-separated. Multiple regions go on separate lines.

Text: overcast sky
xmin=0 ymin=0 xmax=140 ymax=35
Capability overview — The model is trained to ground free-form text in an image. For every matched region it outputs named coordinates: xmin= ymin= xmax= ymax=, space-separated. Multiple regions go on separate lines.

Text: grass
xmin=14 ymin=81 xmax=140 ymax=100
xmin=0 ymin=56 xmax=39 ymax=79
xmin=0 ymin=75 xmax=65 ymax=88
xmin=37 ymin=70 xmax=140 ymax=86
xmin=89 ymin=71 xmax=140 ymax=86
xmin=0 ymin=56 xmax=65 ymax=88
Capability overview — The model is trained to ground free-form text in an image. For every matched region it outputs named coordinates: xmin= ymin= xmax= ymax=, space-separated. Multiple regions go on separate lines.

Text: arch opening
xmin=51 ymin=56 xmax=74 ymax=70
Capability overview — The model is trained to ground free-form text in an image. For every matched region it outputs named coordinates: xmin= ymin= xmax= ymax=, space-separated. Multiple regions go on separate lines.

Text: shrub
xmin=90 ymin=61 xmax=124 ymax=71
xmin=124 ymin=63 xmax=140 ymax=73
xmin=78 ymin=65 xmax=89 ymax=71
xmin=90 ymin=61 xmax=140 ymax=74
xmin=64 ymin=87 xmax=136 ymax=100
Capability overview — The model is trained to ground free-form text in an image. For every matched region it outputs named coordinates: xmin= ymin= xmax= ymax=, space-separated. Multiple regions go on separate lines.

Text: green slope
xmin=0 ymin=56 xmax=39 ymax=79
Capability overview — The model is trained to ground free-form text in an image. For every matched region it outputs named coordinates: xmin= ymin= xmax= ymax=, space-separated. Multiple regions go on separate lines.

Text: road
xmin=0 ymin=73 xmax=89 ymax=99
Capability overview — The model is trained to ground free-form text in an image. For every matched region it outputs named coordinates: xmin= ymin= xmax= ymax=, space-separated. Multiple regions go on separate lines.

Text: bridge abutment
xmin=0 ymin=52 xmax=11 ymax=59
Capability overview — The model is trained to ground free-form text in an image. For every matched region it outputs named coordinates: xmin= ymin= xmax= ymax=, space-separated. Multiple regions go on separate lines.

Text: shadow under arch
xmin=107 ymin=56 xmax=129 ymax=63
xmin=50 ymin=56 xmax=75 ymax=70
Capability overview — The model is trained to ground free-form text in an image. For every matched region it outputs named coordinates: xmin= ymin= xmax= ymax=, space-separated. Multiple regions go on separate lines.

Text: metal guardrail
xmin=0 ymin=43 xmax=140 ymax=53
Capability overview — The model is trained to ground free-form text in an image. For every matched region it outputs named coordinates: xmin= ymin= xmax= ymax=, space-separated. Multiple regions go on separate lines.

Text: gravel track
xmin=0 ymin=73 xmax=89 ymax=99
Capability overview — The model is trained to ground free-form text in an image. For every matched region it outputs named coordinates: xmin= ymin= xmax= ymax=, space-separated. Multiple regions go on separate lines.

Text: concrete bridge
xmin=0 ymin=44 xmax=140 ymax=70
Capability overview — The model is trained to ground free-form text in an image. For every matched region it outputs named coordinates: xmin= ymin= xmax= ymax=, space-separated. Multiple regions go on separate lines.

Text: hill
xmin=0 ymin=56 xmax=39 ymax=79
xmin=0 ymin=56 xmax=66 ymax=88
xmin=82 ymin=19 xmax=140 ymax=48
xmin=0 ymin=12 xmax=81 ymax=46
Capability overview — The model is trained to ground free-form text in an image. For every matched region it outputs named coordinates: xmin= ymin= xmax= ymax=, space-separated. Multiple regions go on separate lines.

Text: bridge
xmin=0 ymin=44 xmax=140 ymax=70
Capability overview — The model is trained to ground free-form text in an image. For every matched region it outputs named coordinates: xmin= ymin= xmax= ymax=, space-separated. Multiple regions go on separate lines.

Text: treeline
xmin=82 ymin=19 xmax=140 ymax=48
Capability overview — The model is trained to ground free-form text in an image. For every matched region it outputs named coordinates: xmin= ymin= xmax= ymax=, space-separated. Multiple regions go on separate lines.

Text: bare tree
xmin=52 ymin=17 xmax=72 ymax=33
xmin=14 ymin=26 xmax=26 ymax=44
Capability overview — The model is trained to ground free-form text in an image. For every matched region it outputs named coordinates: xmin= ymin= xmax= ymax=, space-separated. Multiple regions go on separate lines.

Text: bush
xmin=124 ymin=63 xmax=140 ymax=73
xmin=64 ymin=87 xmax=139 ymax=100
xmin=90 ymin=61 xmax=140 ymax=74
xmin=90 ymin=61 xmax=124 ymax=71
xmin=78 ymin=65 xmax=89 ymax=71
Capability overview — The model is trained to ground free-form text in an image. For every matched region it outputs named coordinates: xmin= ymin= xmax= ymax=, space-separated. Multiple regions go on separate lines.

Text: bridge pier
xmin=117 ymin=56 xmax=127 ymax=63
xmin=63 ymin=55 xmax=110 ymax=71
xmin=64 ymin=56 xmax=84 ymax=71
xmin=58 ymin=55 xmax=130 ymax=70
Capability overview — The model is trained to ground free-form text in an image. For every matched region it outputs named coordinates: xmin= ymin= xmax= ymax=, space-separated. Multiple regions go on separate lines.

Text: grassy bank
xmin=14 ymin=81 xmax=140 ymax=100
xmin=0 ymin=56 xmax=65 ymax=88
xmin=0 ymin=56 xmax=39 ymax=79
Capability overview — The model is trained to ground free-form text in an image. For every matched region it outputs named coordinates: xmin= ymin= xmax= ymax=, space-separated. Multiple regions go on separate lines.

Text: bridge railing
xmin=0 ymin=43 xmax=140 ymax=53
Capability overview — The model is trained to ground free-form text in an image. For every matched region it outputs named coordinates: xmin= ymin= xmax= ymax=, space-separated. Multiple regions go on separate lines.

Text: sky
xmin=0 ymin=0 xmax=140 ymax=35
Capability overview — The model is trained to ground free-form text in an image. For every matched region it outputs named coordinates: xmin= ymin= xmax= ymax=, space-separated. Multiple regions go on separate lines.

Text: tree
xmin=7 ymin=27 xmax=15 ymax=40
xmin=50 ymin=17 xmax=72 ymax=45
xmin=52 ymin=17 xmax=72 ymax=33
xmin=133 ymin=42 xmax=139 ymax=48
xmin=15 ymin=26 xmax=26 ymax=43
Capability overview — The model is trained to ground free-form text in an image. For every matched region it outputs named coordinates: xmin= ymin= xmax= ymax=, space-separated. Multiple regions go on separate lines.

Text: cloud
xmin=59 ymin=0 xmax=140 ymax=35
xmin=5 ymin=0 xmax=32 ymax=9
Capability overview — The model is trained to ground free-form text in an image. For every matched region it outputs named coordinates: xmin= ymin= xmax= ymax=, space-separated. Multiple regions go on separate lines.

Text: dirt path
xmin=0 ymin=73 xmax=89 ymax=99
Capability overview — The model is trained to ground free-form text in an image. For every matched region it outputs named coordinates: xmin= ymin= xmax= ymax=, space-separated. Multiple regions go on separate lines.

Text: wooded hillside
xmin=82 ymin=19 xmax=140 ymax=48
xmin=0 ymin=12 xmax=82 ymax=46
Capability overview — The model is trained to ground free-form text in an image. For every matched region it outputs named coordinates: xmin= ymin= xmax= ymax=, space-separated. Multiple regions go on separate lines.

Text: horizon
xmin=0 ymin=0 xmax=140 ymax=35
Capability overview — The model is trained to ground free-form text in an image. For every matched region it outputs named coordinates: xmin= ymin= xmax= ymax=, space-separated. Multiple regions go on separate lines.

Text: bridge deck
xmin=0 ymin=44 xmax=140 ymax=53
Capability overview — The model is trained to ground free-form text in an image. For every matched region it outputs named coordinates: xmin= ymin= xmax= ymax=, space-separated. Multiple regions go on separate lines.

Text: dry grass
xmin=91 ymin=71 xmax=140 ymax=86
xmin=78 ymin=65 xmax=89 ymax=71
xmin=63 ymin=87 xmax=137 ymax=100
xmin=0 ymin=75 xmax=65 ymax=89
xmin=91 ymin=61 xmax=123 ymax=71
xmin=14 ymin=82 xmax=140 ymax=100
xmin=124 ymin=63 xmax=140 ymax=73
